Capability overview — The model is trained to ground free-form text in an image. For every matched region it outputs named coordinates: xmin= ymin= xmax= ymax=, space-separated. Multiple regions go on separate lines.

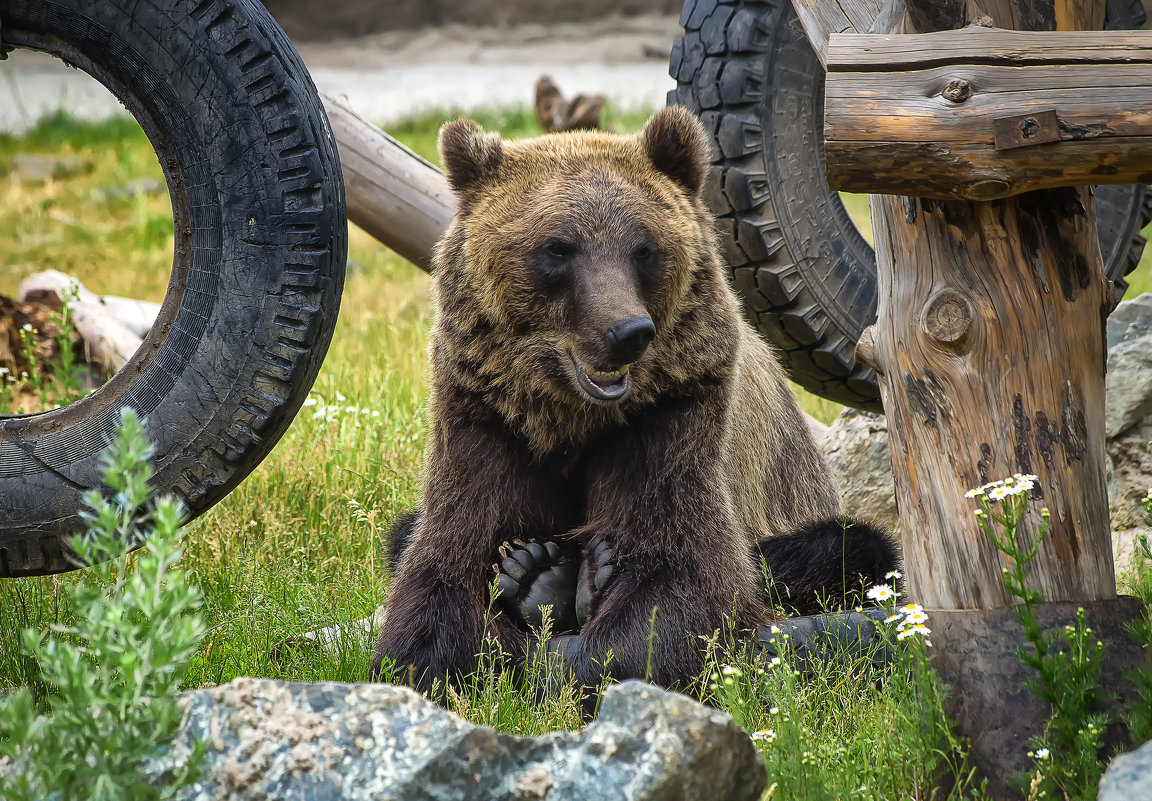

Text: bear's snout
xmin=605 ymin=315 xmax=655 ymax=365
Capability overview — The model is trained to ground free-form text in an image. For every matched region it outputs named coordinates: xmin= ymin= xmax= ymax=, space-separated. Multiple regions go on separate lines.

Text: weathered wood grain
xmin=824 ymin=32 xmax=1152 ymax=199
xmin=322 ymin=93 xmax=454 ymax=272
xmin=827 ymin=28 xmax=1152 ymax=70
xmin=790 ymin=0 xmax=905 ymax=65
xmin=868 ymin=0 xmax=1117 ymax=608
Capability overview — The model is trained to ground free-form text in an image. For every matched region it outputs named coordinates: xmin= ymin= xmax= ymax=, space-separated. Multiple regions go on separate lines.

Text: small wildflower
xmin=751 ymin=728 xmax=776 ymax=742
xmin=897 ymin=623 xmax=931 ymax=640
xmin=335 ymin=392 xmax=347 ymax=402
xmin=865 ymin=584 xmax=895 ymax=602
xmin=974 ymin=508 xmax=988 ymax=518
xmin=769 ymin=706 xmax=779 ymax=715
xmin=884 ymin=570 xmax=902 ymax=580
xmin=964 ymin=486 xmax=985 ymax=499
xmin=1035 ymin=748 xmax=1049 ymax=760
xmin=768 ymin=657 xmax=781 ymax=668
xmin=720 ymin=665 xmax=742 ymax=677
xmin=302 ymin=397 xmax=318 ymax=407
xmin=21 ymin=323 xmax=33 ymax=332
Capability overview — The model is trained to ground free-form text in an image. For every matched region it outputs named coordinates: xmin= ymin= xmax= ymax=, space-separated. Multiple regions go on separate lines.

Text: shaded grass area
xmin=3 ymin=108 xmax=1151 ymax=800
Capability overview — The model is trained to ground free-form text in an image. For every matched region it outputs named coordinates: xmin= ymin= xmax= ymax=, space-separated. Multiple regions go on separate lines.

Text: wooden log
xmin=827 ymin=28 xmax=1152 ymax=69
xmin=790 ymin=0 xmax=905 ymax=65
xmin=869 ymin=0 xmax=1116 ymax=608
xmin=321 ymin=93 xmax=455 ymax=272
xmin=824 ymin=29 xmax=1152 ymax=199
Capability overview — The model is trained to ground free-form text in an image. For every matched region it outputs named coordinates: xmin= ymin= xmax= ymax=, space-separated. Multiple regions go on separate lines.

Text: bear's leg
xmin=494 ymin=539 xmax=581 ymax=634
xmin=372 ymin=420 xmax=575 ymax=689
xmin=754 ymin=519 xmax=901 ymax=617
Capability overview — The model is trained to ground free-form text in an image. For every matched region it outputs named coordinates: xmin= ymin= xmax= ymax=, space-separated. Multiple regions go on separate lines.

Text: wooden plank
xmin=321 ymin=93 xmax=455 ymax=272
xmin=824 ymin=59 xmax=1152 ymax=198
xmin=790 ymin=0 xmax=904 ymax=66
xmin=828 ymin=28 xmax=1152 ymax=71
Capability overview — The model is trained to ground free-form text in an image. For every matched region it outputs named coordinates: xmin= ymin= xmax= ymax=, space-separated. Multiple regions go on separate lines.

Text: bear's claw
xmin=576 ymin=535 xmax=615 ymax=627
xmin=494 ymin=539 xmax=580 ymax=634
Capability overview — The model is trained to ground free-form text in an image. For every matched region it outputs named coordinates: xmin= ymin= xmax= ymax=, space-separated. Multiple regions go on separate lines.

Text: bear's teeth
xmin=584 ymin=364 xmax=630 ymax=379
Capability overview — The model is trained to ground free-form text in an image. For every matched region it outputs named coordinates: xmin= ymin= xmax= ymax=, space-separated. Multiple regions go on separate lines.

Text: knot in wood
xmin=941 ymin=79 xmax=972 ymax=103
xmin=922 ymin=290 xmax=974 ymax=349
xmin=965 ymin=179 xmax=1012 ymax=201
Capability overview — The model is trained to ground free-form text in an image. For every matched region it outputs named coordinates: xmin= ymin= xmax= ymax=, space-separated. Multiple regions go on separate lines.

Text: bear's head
xmin=433 ymin=106 xmax=723 ymax=409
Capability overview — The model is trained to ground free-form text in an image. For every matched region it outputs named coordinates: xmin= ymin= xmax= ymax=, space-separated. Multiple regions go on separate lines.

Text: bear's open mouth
xmin=569 ymin=350 xmax=631 ymax=402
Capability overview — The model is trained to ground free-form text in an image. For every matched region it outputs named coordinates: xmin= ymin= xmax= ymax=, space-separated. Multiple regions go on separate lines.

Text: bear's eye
xmin=542 ymin=239 xmax=576 ymax=261
xmin=632 ymin=244 xmax=662 ymax=270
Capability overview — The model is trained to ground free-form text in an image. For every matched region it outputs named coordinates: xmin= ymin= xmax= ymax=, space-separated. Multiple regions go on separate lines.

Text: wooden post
xmin=867 ymin=0 xmax=1117 ymax=608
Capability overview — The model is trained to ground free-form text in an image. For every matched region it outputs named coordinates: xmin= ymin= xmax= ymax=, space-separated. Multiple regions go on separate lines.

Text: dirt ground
xmin=262 ymin=0 xmax=682 ymax=41
xmin=0 ymin=13 xmax=680 ymax=132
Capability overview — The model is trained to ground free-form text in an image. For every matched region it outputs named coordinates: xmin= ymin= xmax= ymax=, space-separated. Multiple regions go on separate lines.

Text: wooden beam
xmin=789 ymin=0 xmax=905 ymax=66
xmin=321 ymin=93 xmax=455 ymax=272
xmin=827 ymin=28 xmax=1152 ymax=70
xmin=823 ymin=30 xmax=1152 ymax=199
xmin=869 ymin=0 xmax=1116 ymax=609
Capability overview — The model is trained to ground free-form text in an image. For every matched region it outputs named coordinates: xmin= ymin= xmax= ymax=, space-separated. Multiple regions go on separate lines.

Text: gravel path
xmin=0 ymin=14 xmax=679 ymax=132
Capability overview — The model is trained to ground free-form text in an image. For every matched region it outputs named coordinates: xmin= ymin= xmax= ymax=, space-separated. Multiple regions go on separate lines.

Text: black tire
xmin=669 ymin=0 xmax=1152 ymax=412
xmin=0 ymin=0 xmax=346 ymax=576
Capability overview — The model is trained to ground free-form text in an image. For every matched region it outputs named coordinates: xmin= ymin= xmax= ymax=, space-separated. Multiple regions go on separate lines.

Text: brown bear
xmin=371 ymin=106 xmax=896 ymax=691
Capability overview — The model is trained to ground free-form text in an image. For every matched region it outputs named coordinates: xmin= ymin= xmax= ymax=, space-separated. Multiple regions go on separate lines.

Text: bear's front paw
xmin=494 ymin=540 xmax=580 ymax=633
xmin=576 ymin=535 xmax=615 ymax=626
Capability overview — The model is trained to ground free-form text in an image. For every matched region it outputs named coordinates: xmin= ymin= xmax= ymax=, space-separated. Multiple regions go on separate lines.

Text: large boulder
xmin=822 ymin=408 xmax=895 ymax=529
xmin=155 ymin=677 xmax=766 ymax=801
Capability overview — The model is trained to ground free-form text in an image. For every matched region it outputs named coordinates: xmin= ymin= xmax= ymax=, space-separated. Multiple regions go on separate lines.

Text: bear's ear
xmin=439 ymin=119 xmax=504 ymax=195
xmin=640 ymin=106 xmax=711 ymax=198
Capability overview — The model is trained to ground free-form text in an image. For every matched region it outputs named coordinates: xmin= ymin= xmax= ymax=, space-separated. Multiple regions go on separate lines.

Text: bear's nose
xmin=605 ymin=315 xmax=656 ymax=364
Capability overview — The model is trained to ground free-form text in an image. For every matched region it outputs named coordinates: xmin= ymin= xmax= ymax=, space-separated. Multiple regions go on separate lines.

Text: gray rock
xmin=1107 ymin=294 xmax=1152 ymax=438
xmin=1106 ymin=416 xmax=1152 ymax=577
xmin=821 ymin=408 xmax=896 ymax=528
xmin=1106 ymin=293 xmax=1152 ymax=350
xmin=156 ymin=677 xmax=765 ymax=801
xmin=1099 ymin=738 xmax=1152 ymax=801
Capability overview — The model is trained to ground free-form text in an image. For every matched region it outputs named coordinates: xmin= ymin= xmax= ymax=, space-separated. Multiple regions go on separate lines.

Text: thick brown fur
xmin=372 ymin=107 xmax=869 ymax=691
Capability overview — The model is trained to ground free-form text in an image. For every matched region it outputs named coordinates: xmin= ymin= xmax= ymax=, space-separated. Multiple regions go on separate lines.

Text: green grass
xmin=3 ymin=108 xmax=1152 ymax=800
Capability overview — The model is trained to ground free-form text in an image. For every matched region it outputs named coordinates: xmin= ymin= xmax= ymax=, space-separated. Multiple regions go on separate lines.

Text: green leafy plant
xmin=968 ymin=474 xmax=1109 ymax=801
xmin=3 ymin=282 xmax=87 ymax=414
xmin=1123 ymin=488 xmax=1152 ymax=744
xmin=0 ymin=407 xmax=205 ymax=801
xmin=49 ymin=280 xmax=87 ymax=404
xmin=16 ymin=321 xmax=42 ymax=402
